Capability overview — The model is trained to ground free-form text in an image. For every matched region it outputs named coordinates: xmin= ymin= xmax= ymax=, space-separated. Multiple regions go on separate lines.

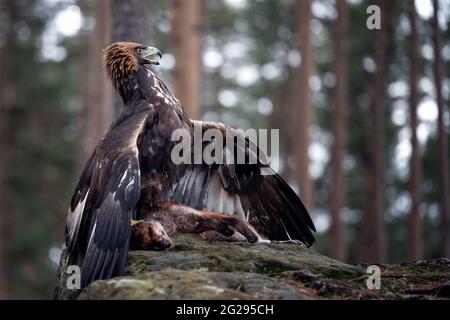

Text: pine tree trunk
xmin=93 ymin=0 xmax=113 ymax=140
xmin=111 ymin=0 xmax=152 ymax=115
xmin=272 ymin=70 xmax=296 ymax=178
xmin=329 ymin=0 xmax=349 ymax=262
xmin=76 ymin=0 xmax=95 ymax=173
xmin=73 ymin=0 xmax=113 ymax=227
xmin=78 ymin=0 xmax=114 ymax=161
xmin=0 ymin=0 xmax=13 ymax=299
xmin=358 ymin=0 xmax=387 ymax=263
xmin=292 ymin=0 xmax=314 ymax=210
xmin=407 ymin=0 xmax=423 ymax=261
xmin=111 ymin=0 xmax=152 ymax=44
xmin=432 ymin=0 xmax=450 ymax=258
xmin=169 ymin=0 xmax=203 ymax=120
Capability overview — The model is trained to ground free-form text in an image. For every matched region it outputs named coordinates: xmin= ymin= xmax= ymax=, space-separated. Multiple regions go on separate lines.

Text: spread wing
xmin=65 ymin=103 xmax=188 ymax=288
xmin=165 ymin=120 xmax=316 ymax=246
xmin=65 ymin=115 xmax=143 ymax=288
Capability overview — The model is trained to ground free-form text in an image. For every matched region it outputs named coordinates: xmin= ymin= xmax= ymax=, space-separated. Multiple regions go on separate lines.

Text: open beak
xmin=142 ymin=46 xmax=162 ymax=65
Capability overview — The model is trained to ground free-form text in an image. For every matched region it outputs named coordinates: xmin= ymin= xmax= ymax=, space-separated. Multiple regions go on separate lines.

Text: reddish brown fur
xmin=200 ymin=211 xmax=260 ymax=242
xmin=130 ymin=220 xmax=172 ymax=251
xmin=103 ymin=42 xmax=141 ymax=90
xmin=130 ymin=202 xmax=259 ymax=250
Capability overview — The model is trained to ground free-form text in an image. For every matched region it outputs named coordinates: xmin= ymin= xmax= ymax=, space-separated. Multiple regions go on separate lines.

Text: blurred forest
xmin=0 ymin=0 xmax=449 ymax=299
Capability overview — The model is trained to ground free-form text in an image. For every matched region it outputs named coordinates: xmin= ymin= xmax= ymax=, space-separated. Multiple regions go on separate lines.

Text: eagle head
xmin=103 ymin=42 xmax=162 ymax=89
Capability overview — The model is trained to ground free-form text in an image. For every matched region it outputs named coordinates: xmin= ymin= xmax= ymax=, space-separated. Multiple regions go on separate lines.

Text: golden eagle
xmin=65 ymin=42 xmax=316 ymax=288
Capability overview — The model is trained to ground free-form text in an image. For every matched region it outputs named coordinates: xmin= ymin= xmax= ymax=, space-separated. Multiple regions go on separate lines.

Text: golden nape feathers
xmin=103 ymin=42 xmax=141 ymax=89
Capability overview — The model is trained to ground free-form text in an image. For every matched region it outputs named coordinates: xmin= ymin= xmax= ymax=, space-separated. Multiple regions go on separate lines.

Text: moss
xmin=255 ymin=265 xmax=291 ymax=274
xmin=55 ymin=235 xmax=450 ymax=300
xmin=314 ymin=266 xmax=364 ymax=280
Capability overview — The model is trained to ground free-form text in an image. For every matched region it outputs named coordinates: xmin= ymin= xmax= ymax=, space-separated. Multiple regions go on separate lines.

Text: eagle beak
xmin=142 ymin=46 xmax=162 ymax=65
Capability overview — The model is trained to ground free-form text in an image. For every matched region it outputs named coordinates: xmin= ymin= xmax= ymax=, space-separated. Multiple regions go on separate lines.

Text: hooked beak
xmin=142 ymin=46 xmax=162 ymax=65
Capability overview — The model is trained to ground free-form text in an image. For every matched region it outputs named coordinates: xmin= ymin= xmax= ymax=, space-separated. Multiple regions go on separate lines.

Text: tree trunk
xmin=292 ymin=0 xmax=314 ymax=210
xmin=329 ymin=0 xmax=349 ymax=262
xmin=169 ymin=0 xmax=204 ymax=120
xmin=432 ymin=0 xmax=450 ymax=258
xmin=76 ymin=0 xmax=95 ymax=173
xmin=358 ymin=0 xmax=387 ymax=263
xmin=407 ymin=0 xmax=423 ymax=261
xmin=92 ymin=0 xmax=113 ymax=141
xmin=272 ymin=70 xmax=296 ymax=178
xmin=111 ymin=0 xmax=152 ymax=44
xmin=81 ymin=0 xmax=113 ymax=158
xmin=0 ymin=0 xmax=14 ymax=299
xmin=111 ymin=0 xmax=152 ymax=115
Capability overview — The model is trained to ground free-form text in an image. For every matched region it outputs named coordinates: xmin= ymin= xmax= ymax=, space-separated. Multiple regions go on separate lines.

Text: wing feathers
xmin=165 ymin=121 xmax=316 ymax=246
xmin=66 ymin=150 xmax=140 ymax=288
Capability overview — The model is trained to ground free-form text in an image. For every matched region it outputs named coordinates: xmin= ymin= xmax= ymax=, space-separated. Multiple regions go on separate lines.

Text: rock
xmin=54 ymin=234 xmax=450 ymax=300
xmin=78 ymin=269 xmax=310 ymax=300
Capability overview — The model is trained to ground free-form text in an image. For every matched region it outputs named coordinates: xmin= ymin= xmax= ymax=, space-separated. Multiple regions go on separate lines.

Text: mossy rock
xmin=78 ymin=269 xmax=310 ymax=300
xmin=54 ymin=234 xmax=450 ymax=300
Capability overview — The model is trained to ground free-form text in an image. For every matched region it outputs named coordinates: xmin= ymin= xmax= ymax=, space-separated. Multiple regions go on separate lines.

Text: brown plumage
xmin=65 ymin=42 xmax=315 ymax=290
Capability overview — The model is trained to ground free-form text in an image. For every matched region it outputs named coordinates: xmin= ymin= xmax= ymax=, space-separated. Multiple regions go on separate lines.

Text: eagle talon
xmin=131 ymin=219 xmax=144 ymax=227
xmin=272 ymin=240 xmax=305 ymax=246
